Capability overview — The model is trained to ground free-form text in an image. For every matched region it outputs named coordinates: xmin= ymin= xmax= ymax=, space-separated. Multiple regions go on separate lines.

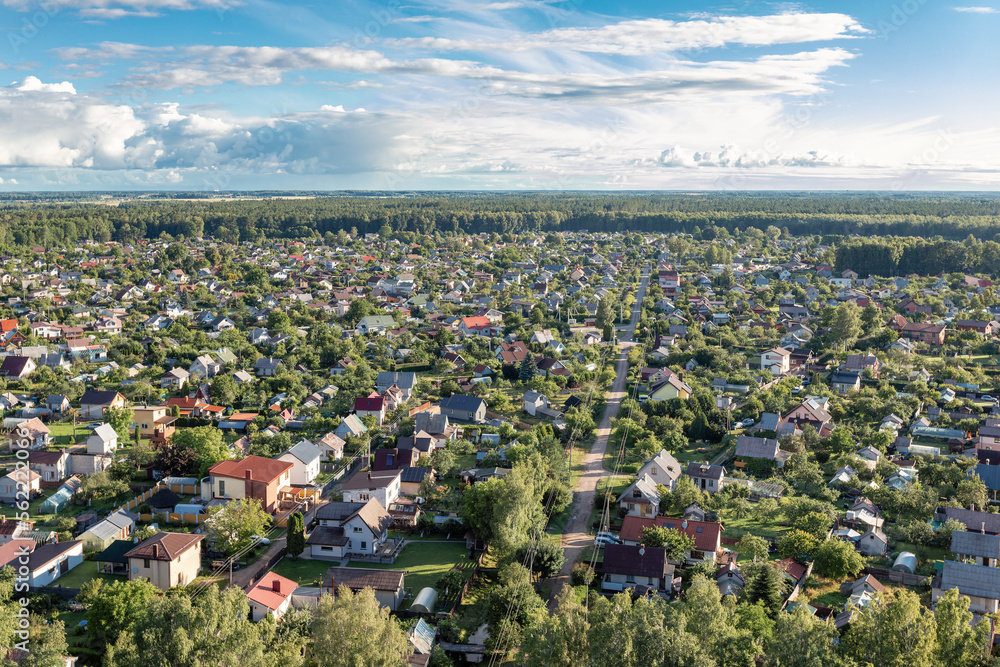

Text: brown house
xmin=206 ymin=455 xmax=293 ymax=514
xmin=900 ymin=322 xmax=946 ymax=346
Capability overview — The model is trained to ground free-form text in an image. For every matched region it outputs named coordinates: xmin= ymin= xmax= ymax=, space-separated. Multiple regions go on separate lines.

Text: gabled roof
xmin=246 ymin=573 xmax=297 ymax=610
xmin=208 ymin=455 xmax=293 ymax=483
xmin=79 ymin=389 xmax=123 ymax=405
xmin=619 ymin=515 xmax=723 ymax=552
xmin=940 ymin=560 xmax=1000 ymax=600
xmin=324 ymin=566 xmax=404 ymax=592
xmin=951 ymin=530 xmax=1000 ymax=560
xmin=601 ymin=543 xmax=671 ymax=578
xmin=125 ymin=532 xmax=204 ymax=561
xmin=26 ymin=540 xmax=81 ymax=571
xmin=281 ymin=440 xmax=322 ymax=465
xmin=90 ymin=423 xmax=118 ymax=442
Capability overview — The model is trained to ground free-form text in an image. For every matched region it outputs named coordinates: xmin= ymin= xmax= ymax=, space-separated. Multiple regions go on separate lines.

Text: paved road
xmin=547 ymin=263 xmax=650 ymax=609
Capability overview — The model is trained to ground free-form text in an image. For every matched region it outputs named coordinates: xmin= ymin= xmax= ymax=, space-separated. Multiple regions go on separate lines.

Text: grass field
xmin=54 ymin=561 xmax=122 ymax=589
xmin=348 ymin=542 xmax=472 ymax=604
xmin=271 ymin=557 xmax=333 ymax=587
xmin=721 ymin=514 xmax=791 ymax=542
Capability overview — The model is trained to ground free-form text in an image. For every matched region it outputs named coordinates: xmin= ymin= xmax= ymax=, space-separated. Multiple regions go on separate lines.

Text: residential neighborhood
xmin=4 ymin=217 xmax=1000 ymax=665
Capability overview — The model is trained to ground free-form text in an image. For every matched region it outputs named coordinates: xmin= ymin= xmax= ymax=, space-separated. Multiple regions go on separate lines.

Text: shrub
xmin=571 ymin=562 xmax=595 ymax=587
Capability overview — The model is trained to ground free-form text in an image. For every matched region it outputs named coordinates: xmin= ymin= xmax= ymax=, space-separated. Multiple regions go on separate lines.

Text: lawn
xmin=48 ymin=421 xmax=87 ymax=446
xmin=721 ymin=514 xmax=790 ymax=542
xmin=349 ymin=542 xmax=473 ymax=607
xmin=54 ymin=561 xmax=123 ymax=589
xmin=271 ymin=557 xmax=333 ymax=587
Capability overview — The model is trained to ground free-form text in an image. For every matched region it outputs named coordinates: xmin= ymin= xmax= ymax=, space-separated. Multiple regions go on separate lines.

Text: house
xmin=438 ymin=394 xmax=487 ymax=423
xmin=619 ymin=515 xmax=723 ymax=564
xmin=81 ymin=510 xmax=136 ymax=550
xmin=648 ymin=374 xmax=693 ymax=401
xmin=205 ymin=456 xmax=294 ymax=514
xmin=246 ymin=573 xmax=297 ymax=621
xmin=4 ymin=540 xmax=83 ymax=586
xmin=734 ymin=435 xmax=789 ymax=468
xmin=334 ymin=414 xmax=368 ymax=440
xmin=309 ymin=498 xmax=392 ymax=559
xmin=323 ymin=567 xmax=406 ymax=610
xmin=314 ymin=432 xmax=346 ymax=461
xmin=782 ymin=398 xmax=835 ymax=437
xmin=356 ymin=315 xmax=397 ymax=335
xmin=354 ymin=392 xmax=387 ymax=425
xmin=951 ymin=530 xmax=1000 ymax=567
xmin=857 ymin=528 xmax=888 ymax=556
xmin=254 ymin=357 xmax=283 ymax=377
xmin=717 ymin=562 xmax=745 ymax=597
xmin=0 ymin=468 xmax=40 ymax=502
xmin=636 ymin=450 xmax=683 ymax=491
xmin=830 ymin=370 xmax=862 ymax=394
xmin=459 ymin=316 xmax=494 ymax=337
xmin=79 ymin=390 xmax=126 ymax=419
xmin=125 ymin=532 xmax=205 ymax=590
xmin=900 ymin=322 xmax=946 ymax=346
xmin=0 ymin=355 xmax=36 ymax=380
xmin=376 ymin=371 xmax=416 ymax=402
xmin=8 ymin=418 xmax=51 ymax=451
xmin=160 ymin=367 xmax=190 ymax=390
xmin=600 ymin=544 xmax=674 ymax=593
xmin=845 ymin=354 xmax=881 ymax=377
xmin=521 ymin=390 xmax=552 ymax=417
xmin=133 ymin=405 xmax=176 ymax=442
xmin=760 ymin=348 xmax=791 ymax=376
xmin=686 ymin=463 xmax=726 ymax=494
xmin=496 ymin=340 xmax=529 ymax=364
xmin=340 ymin=469 xmax=402 ymax=508
xmin=45 ymin=394 xmax=70 ymax=413
xmin=28 ymin=450 xmax=69 ymax=483
xmin=774 ymin=558 xmax=808 ymax=587
xmin=617 ymin=474 xmax=661 ymax=517
xmin=933 ymin=560 xmax=1000 ymax=615
xmin=277 ymin=440 xmax=322 ymax=486
xmin=86 ymin=423 xmax=119 ymax=455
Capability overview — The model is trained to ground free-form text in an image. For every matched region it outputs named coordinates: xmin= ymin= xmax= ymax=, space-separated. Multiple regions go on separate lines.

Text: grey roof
xmin=686 ymin=462 xmax=724 ymax=481
xmin=414 ymin=413 xmax=449 ymax=434
xmin=754 ymin=413 xmax=780 ymax=432
xmin=944 ymin=507 xmax=1000 ymax=534
xmin=307 ymin=526 xmax=349 ymax=547
xmin=439 ymin=394 xmax=487 ymax=413
xmin=973 ymin=464 xmax=1000 ymax=492
xmin=735 ymin=435 xmax=780 ymax=460
xmin=950 ymin=530 xmax=1000 ymax=560
xmin=283 ymin=439 xmax=322 ymax=465
xmin=315 ymin=501 xmax=367 ymax=522
xmin=940 ymin=560 xmax=1000 ymax=600
xmin=376 ymin=371 xmax=416 ymax=390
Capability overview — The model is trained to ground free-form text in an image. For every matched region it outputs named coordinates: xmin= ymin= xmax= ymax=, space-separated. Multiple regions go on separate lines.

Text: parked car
xmin=594 ymin=531 xmax=622 ymax=547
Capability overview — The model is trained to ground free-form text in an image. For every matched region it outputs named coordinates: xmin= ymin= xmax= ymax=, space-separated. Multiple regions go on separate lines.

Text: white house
xmin=246 ymin=573 xmax=297 ymax=621
xmin=277 ymin=440 xmax=322 ymax=486
xmin=760 ymin=348 xmax=791 ymax=376
xmin=340 ymin=469 xmax=402 ymax=508
xmin=86 ymin=423 xmax=119 ymax=455
xmin=636 ymin=449 xmax=683 ymax=491
xmin=20 ymin=541 xmax=84 ymax=586
xmin=308 ymin=498 xmax=393 ymax=559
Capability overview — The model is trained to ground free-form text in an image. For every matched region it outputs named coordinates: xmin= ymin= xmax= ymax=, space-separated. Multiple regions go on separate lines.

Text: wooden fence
xmin=139 ymin=512 xmax=207 ymax=525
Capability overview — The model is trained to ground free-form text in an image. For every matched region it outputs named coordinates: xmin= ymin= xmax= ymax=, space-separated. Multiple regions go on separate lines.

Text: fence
xmin=862 ymin=566 xmax=931 ymax=587
xmin=409 ymin=402 xmax=433 ymax=416
xmin=30 ymin=586 xmax=80 ymax=600
xmin=116 ymin=480 xmax=200 ymax=515
xmin=450 ymin=548 xmax=488 ymax=614
xmin=247 ymin=547 xmax=288 ymax=585
xmin=139 ymin=512 xmax=207 ymax=525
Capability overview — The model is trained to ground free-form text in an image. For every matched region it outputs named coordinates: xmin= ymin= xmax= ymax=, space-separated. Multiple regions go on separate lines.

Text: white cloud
xmin=15 ymin=76 xmax=76 ymax=93
xmin=392 ymin=13 xmax=869 ymax=55
xmin=1 ymin=0 xmax=240 ymax=17
xmin=953 ymin=6 xmax=999 ymax=12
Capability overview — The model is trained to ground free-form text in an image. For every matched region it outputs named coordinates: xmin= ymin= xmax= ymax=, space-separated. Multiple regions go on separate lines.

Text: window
xmin=352 ymin=526 xmax=362 ymax=533
xmin=218 ymin=480 xmax=225 ymax=496
xmin=321 ymin=546 xmax=333 ymax=552
xmin=143 ymin=559 xmax=150 ymax=568
xmin=360 ymin=542 xmax=367 ymax=550
xmin=626 ymin=574 xmax=635 ymax=583
xmin=696 ymin=527 xmax=703 ymax=533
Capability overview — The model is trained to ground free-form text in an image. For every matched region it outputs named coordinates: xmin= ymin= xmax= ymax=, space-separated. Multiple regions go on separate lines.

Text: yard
xmin=272 ymin=540 xmax=475 ymax=609
xmin=53 ymin=560 xmax=122 ymax=589
xmin=721 ymin=514 xmax=791 ymax=542
xmin=348 ymin=541 xmax=473 ymax=606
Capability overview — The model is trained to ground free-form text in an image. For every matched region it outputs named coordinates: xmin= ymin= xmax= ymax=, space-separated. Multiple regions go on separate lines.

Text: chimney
xmin=272 ymin=579 xmax=281 ymax=593
xmin=982 ymin=522 xmax=986 ymax=534
xmin=153 ymin=543 xmax=160 ymax=558
xmin=245 ymin=469 xmax=252 ymax=480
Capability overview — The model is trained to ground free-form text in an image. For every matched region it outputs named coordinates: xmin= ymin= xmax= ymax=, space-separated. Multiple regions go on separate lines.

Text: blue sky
xmin=0 ymin=0 xmax=996 ymax=190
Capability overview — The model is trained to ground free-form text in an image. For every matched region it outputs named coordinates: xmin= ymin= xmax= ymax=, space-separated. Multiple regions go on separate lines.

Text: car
xmin=594 ymin=531 xmax=622 ymax=547
xmin=250 ymin=535 xmax=271 ymax=547
xmin=740 ymin=418 xmax=755 ymax=428
xmin=983 ymin=395 xmax=997 ymax=403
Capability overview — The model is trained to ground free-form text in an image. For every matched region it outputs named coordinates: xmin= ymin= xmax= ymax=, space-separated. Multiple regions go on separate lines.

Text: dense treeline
xmin=834 ymin=236 xmax=1000 ymax=277
xmin=2 ymin=192 xmax=1000 ymax=248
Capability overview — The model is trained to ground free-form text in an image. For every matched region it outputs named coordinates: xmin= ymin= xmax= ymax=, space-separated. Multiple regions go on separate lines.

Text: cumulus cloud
xmin=953 ymin=6 xmax=999 ymax=12
xmin=655 ymin=144 xmax=845 ymax=168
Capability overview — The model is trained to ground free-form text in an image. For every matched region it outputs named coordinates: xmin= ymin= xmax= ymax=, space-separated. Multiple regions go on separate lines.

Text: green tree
xmin=741 ymin=562 xmax=785 ymax=618
xmin=738 ymin=533 xmax=770 ymax=563
xmin=18 ymin=615 xmax=68 ymax=667
xmin=520 ymin=585 xmax=589 ymax=667
xmin=171 ymin=426 xmax=232 ymax=477
xmin=204 ymin=497 xmax=273 ymax=555
xmin=842 ymin=590 xmax=937 ymax=667
xmin=309 ymin=587 xmax=410 ymax=667
xmin=596 ymin=296 xmax=615 ymax=329
xmin=519 ymin=353 xmax=537 ymax=382
xmin=103 ymin=405 xmax=135 ymax=440
xmin=286 ymin=511 xmax=305 ymax=560
xmin=934 ymin=587 xmax=991 ymax=667
xmin=514 ymin=539 xmax=565 ymax=579
xmin=957 ymin=473 xmax=988 ymax=510
xmin=812 ymin=538 xmax=865 ymax=580
xmin=640 ymin=526 xmax=696 ymax=562
xmin=209 ymin=374 xmax=237 ymax=406
xmin=765 ymin=602 xmax=843 ymax=667
xmin=793 ymin=511 xmax=832 ymax=538
xmin=105 ymin=586 xmax=299 ymax=667
xmin=85 ymin=578 xmax=159 ymax=647
xmin=777 ymin=530 xmax=819 ymax=562
xmin=830 ymin=302 xmax=862 ymax=350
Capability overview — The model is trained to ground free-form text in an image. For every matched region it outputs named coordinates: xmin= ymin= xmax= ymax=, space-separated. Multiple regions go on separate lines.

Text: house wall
xmin=933 ymin=587 xmax=999 ymax=615
xmin=277 ymin=454 xmax=320 ymax=485
xmin=129 ymin=543 xmax=200 ymax=590
xmin=603 ymin=572 xmax=662 ymax=591
xmin=249 ymin=596 xmax=291 ymax=622
xmin=29 ymin=544 xmax=84 ymax=587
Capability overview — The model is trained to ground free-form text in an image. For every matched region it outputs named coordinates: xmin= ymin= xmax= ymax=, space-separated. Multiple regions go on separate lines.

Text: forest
xmin=2 ymin=191 xmax=1000 ymax=248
